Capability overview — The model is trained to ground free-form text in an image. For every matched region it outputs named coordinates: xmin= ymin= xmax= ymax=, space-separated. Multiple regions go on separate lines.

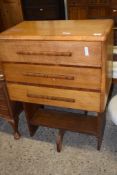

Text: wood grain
xmin=7 ymin=83 xmax=100 ymax=112
xmin=0 ymin=40 xmax=101 ymax=67
xmin=3 ymin=63 xmax=101 ymax=90
xmin=0 ymin=0 xmax=23 ymax=30
xmin=0 ymin=20 xmax=113 ymax=41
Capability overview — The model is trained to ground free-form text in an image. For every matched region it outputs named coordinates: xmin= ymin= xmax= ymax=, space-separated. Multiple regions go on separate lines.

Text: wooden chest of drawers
xmin=0 ymin=20 xmax=113 ymax=151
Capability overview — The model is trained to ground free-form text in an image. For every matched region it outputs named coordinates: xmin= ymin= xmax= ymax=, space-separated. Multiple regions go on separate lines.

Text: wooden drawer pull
xmin=17 ymin=51 xmax=72 ymax=57
xmin=27 ymin=93 xmax=75 ymax=103
xmin=23 ymin=72 xmax=74 ymax=80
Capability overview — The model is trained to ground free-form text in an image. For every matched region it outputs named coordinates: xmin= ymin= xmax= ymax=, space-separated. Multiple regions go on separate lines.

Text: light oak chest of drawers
xmin=0 ymin=20 xmax=113 ymax=151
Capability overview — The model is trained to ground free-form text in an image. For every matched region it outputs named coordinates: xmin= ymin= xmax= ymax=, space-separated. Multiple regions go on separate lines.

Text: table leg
xmin=9 ymin=121 xmax=21 ymax=139
xmin=97 ymin=111 xmax=106 ymax=150
xmin=56 ymin=129 xmax=65 ymax=152
xmin=23 ymin=103 xmax=39 ymax=136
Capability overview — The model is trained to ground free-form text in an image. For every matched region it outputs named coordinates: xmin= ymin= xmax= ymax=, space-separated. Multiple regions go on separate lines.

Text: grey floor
xmin=0 ymin=85 xmax=117 ymax=175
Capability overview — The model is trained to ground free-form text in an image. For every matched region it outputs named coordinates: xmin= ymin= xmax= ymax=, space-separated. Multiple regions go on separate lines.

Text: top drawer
xmin=0 ymin=40 xmax=101 ymax=67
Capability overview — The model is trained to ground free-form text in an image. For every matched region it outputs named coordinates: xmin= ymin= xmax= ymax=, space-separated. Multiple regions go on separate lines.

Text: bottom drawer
xmin=7 ymin=83 xmax=101 ymax=112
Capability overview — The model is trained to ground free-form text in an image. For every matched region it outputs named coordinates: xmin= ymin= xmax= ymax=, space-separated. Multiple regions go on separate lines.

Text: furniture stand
xmin=23 ymin=103 xmax=106 ymax=152
xmin=0 ymin=20 xmax=113 ymax=151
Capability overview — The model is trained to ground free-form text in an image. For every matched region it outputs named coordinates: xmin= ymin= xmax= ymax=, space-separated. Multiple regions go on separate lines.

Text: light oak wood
xmin=0 ymin=40 xmax=102 ymax=67
xmin=0 ymin=20 xmax=113 ymax=150
xmin=7 ymin=83 xmax=100 ymax=112
xmin=0 ymin=20 xmax=113 ymax=41
xmin=0 ymin=20 xmax=113 ymax=113
xmin=100 ymin=31 xmax=113 ymax=112
xmin=3 ymin=63 xmax=101 ymax=90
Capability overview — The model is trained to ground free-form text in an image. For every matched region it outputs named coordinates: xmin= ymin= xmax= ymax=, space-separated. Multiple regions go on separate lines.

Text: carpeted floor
xmin=0 ymin=86 xmax=117 ymax=175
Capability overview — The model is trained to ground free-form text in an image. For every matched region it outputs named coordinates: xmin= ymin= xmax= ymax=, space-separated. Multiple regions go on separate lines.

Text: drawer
xmin=24 ymin=6 xmax=60 ymax=20
xmin=0 ymin=40 xmax=101 ymax=67
xmin=7 ymin=83 xmax=101 ymax=112
xmin=4 ymin=63 xmax=101 ymax=90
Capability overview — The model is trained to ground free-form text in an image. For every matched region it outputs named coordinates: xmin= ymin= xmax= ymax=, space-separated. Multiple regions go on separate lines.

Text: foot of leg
xmin=97 ymin=137 xmax=102 ymax=150
xmin=9 ymin=121 xmax=21 ymax=140
xmin=14 ymin=131 xmax=21 ymax=139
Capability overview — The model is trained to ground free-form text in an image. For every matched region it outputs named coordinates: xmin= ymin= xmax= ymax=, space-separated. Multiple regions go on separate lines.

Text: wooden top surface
xmin=0 ymin=19 xmax=113 ymax=41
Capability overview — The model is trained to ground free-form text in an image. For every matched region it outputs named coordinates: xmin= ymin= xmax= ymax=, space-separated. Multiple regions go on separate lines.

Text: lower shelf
xmin=30 ymin=108 xmax=98 ymax=136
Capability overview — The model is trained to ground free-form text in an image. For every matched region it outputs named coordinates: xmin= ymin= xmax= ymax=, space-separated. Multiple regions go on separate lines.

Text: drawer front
xmin=7 ymin=83 xmax=101 ymax=112
xmin=24 ymin=6 xmax=60 ymax=20
xmin=0 ymin=41 xmax=101 ymax=67
xmin=4 ymin=63 xmax=101 ymax=90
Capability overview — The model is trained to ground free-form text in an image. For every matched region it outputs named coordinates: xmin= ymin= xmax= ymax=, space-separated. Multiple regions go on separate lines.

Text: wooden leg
xmin=29 ymin=125 xmax=39 ymax=137
xmin=56 ymin=129 xmax=65 ymax=152
xmin=97 ymin=137 xmax=102 ymax=150
xmin=97 ymin=111 xmax=106 ymax=150
xmin=84 ymin=111 xmax=88 ymax=115
xmin=23 ymin=103 xmax=40 ymax=136
xmin=9 ymin=121 xmax=21 ymax=139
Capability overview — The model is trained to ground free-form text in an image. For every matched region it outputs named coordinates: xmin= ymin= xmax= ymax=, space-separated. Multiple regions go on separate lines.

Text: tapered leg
xmin=9 ymin=121 xmax=21 ymax=139
xmin=97 ymin=137 xmax=102 ymax=150
xmin=97 ymin=111 xmax=106 ymax=150
xmin=56 ymin=129 xmax=65 ymax=152
xmin=23 ymin=103 xmax=43 ymax=136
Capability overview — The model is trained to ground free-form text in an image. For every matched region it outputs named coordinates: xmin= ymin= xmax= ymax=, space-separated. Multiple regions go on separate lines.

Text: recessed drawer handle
xmin=17 ymin=51 xmax=72 ymax=57
xmin=23 ymin=72 xmax=75 ymax=80
xmin=27 ymin=93 xmax=75 ymax=103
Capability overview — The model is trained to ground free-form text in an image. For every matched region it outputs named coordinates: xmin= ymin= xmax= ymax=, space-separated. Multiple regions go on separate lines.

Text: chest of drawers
xmin=0 ymin=20 xmax=113 ymax=151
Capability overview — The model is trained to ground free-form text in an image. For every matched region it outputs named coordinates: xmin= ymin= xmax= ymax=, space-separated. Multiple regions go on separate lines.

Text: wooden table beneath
xmin=0 ymin=19 xmax=113 ymax=151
